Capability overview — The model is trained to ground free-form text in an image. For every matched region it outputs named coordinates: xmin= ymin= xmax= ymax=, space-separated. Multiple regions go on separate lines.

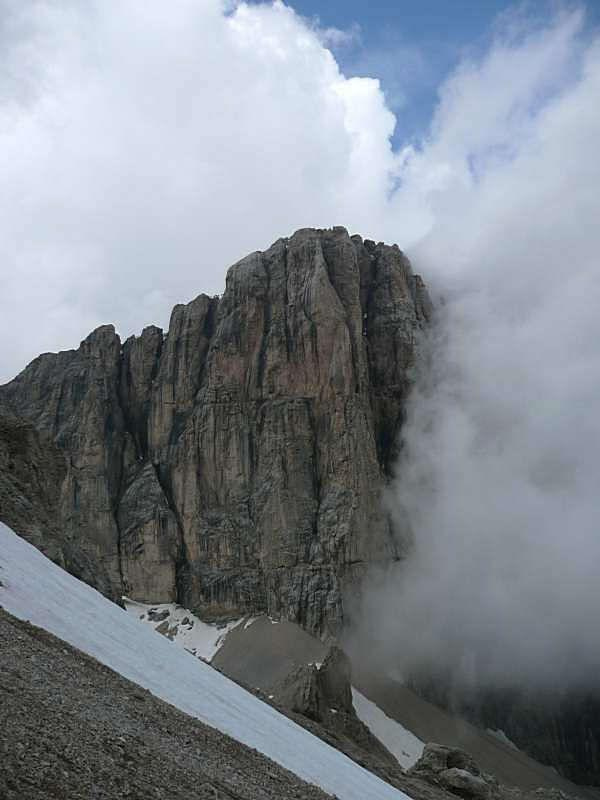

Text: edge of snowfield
xmin=0 ymin=523 xmax=411 ymax=800
xmin=352 ymin=688 xmax=424 ymax=769
xmin=123 ymin=597 xmax=246 ymax=661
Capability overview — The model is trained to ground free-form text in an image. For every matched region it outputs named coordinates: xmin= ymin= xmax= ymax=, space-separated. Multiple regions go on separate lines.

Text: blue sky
xmin=278 ymin=0 xmax=600 ymax=143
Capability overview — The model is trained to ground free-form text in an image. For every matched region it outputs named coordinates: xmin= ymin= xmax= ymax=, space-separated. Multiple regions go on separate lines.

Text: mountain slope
xmin=352 ymin=670 xmax=595 ymax=798
xmin=0 ymin=226 xmax=431 ymax=636
xmin=212 ymin=608 xmax=592 ymax=798
xmin=0 ymin=521 xmax=411 ymax=800
xmin=0 ymin=607 xmax=332 ymax=800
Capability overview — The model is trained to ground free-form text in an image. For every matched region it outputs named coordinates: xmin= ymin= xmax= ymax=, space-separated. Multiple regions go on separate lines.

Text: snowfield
xmin=123 ymin=598 xmax=244 ymax=661
xmin=352 ymin=688 xmax=424 ymax=768
xmin=0 ymin=523 xmax=412 ymax=800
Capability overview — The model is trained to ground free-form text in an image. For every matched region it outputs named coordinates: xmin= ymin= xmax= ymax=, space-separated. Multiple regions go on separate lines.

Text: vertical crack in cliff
xmin=151 ymin=460 xmax=190 ymax=608
xmin=282 ymin=240 xmax=293 ymax=361
xmin=321 ymin=234 xmax=363 ymax=398
xmin=306 ymin=397 xmax=322 ymax=554
xmin=113 ymin=340 xmax=135 ymax=595
xmin=256 ymin=255 xmax=272 ymax=396
xmin=198 ymin=296 xmax=219 ymax=396
xmin=359 ymin=244 xmax=378 ymax=405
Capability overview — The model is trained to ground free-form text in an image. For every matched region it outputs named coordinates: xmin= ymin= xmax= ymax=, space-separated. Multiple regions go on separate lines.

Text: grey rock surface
xmin=117 ymin=461 xmax=180 ymax=602
xmin=269 ymin=641 xmax=408 ymax=777
xmin=271 ymin=645 xmax=355 ymax=723
xmin=0 ymin=408 xmax=118 ymax=602
xmin=275 ymin=662 xmax=325 ymax=722
xmin=413 ymin=745 xmax=482 ymax=779
xmin=439 ymin=768 xmax=492 ymax=800
xmin=0 ymin=226 xmax=431 ymax=635
xmin=410 ymin=744 xmax=500 ymax=800
xmin=318 ymin=646 xmax=354 ymax=713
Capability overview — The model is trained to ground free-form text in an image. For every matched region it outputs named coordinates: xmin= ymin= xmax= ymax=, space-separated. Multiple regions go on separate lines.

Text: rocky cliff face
xmin=0 ymin=227 xmax=431 ymax=635
xmin=0 ymin=406 xmax=117 ymax=601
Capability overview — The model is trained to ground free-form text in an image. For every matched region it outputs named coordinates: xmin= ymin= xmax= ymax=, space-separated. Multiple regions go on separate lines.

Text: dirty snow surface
xmin=123 ymin=598 xmax=242 ymax=661
xmin=0 ymin=523 xmax=412 ymax=800
xmin=352 ymin=688 xmax=424 ymax=769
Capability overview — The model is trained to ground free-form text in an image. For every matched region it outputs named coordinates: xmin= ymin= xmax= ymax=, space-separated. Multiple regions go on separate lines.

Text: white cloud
xmin=0 ymin=0 xmax=395 ymax=382
xmin=351 ymin=9 xmax=600 ymax=689
xmin=2 ymin=0 xmax=600 ymax=691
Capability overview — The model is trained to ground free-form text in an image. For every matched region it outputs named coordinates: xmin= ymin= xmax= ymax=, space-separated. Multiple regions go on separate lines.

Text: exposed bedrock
xmin=0 ymin=227 xmax=431 ymax=635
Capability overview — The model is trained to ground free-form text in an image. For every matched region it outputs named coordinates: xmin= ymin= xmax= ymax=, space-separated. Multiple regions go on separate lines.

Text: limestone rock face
xmin=117 ymin=462 xmax=181 ymax=602
xmin=0 ymin=227 xmax=430 ymax=634
xmin=274 ymin=663 xmax=324 ymax=722
xmin=318 ymin=646 xmax=354 ymax=713
xmin=0 ymin=408 xmax=118 ymax=601
xmin=1 ymin=325 xmax=127 ymax=591
xmin=272 ymin=645 xmax=354 ymax=723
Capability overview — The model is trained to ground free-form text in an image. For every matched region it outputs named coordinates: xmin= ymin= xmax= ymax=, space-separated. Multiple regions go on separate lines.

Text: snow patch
xmin=352 ymin=688 xmax=424 ymax=769
xmin=123 ymin=598 xmax=241 ymax=662
xmin=0 ymin=524 xmax=411 ymax=800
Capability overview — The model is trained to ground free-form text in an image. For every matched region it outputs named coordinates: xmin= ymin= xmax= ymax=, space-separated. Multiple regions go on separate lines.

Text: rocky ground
xmin=0 ymin=608 xmax=331 ymax=800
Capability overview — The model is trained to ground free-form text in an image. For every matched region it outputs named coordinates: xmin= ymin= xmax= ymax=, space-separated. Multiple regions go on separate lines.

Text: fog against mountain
xmin=351 ymin=10 xmax=600 ymax=691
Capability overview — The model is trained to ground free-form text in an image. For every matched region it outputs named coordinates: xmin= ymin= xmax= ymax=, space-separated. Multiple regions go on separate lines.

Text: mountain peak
xmin=0 ymin=230 xmax=430 ymax=635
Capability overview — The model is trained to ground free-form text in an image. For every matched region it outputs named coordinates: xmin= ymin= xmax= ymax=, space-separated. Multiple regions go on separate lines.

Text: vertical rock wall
xmin=0 ymin=227 xmax=431 ymax=635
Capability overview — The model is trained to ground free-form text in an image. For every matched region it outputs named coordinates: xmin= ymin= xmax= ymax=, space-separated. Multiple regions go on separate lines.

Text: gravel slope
xmin=0 ymin=522 xmax=410 ymax=800
xmin=0 ymin=608 xmax=332 ymax=800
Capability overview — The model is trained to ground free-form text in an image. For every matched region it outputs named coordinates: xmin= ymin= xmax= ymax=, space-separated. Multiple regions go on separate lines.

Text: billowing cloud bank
xmin=0 ymin=0 xmax=398 ymax=382
xmin=2 ymin=1 xmax=599 ymax=688
xmin=353 ymin=9 xmax=600 ymax=689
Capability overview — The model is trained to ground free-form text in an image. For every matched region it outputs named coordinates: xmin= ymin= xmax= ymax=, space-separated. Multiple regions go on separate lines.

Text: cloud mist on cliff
xmin=351 ymin=8 xmax=600 ymax=690
xmin=1 ymin=1 xmax=600 ymax=689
